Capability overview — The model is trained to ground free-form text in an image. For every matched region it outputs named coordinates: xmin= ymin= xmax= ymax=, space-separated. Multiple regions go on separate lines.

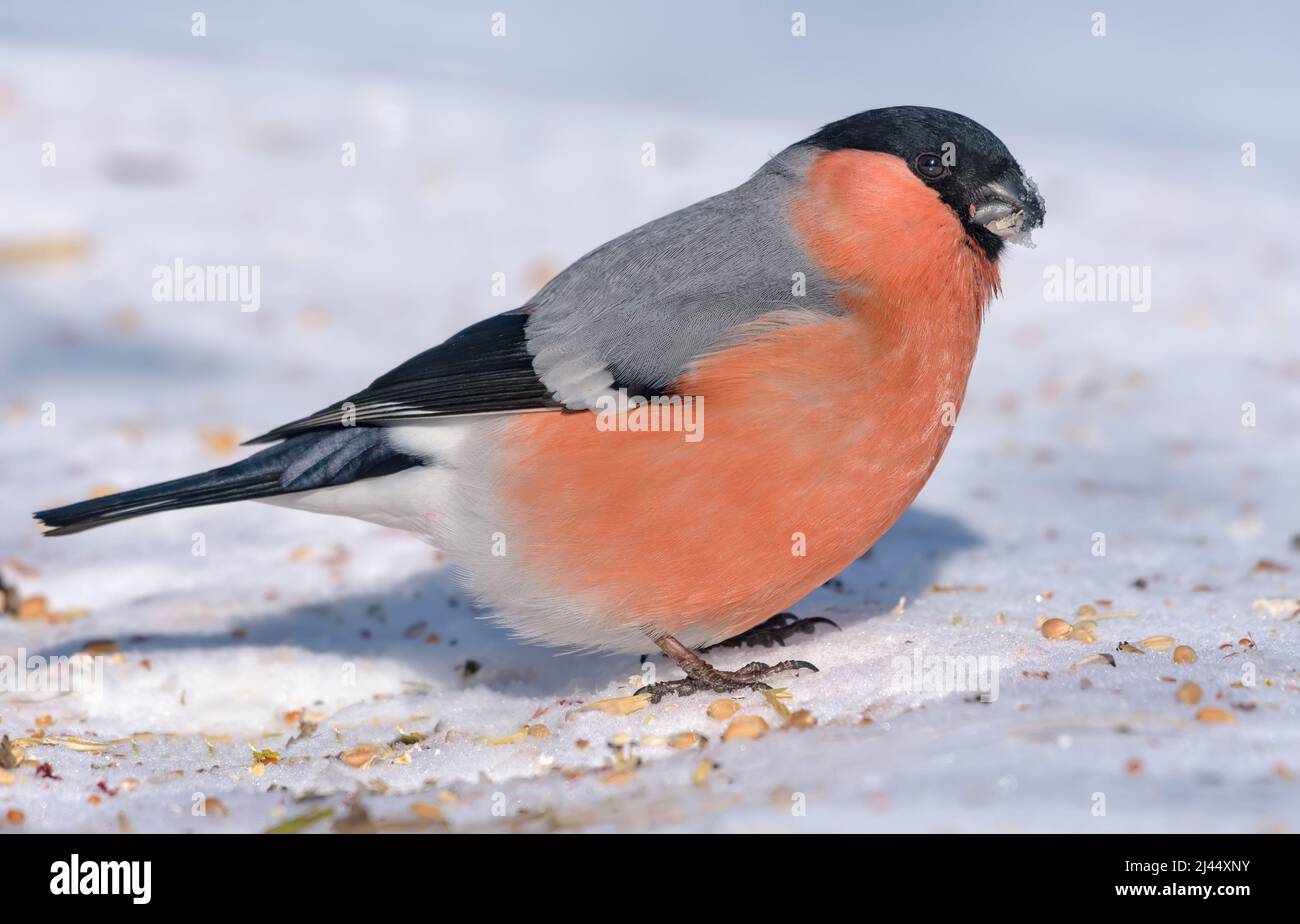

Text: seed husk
xmin=579 ymin=694 xmax=651 ymax=716
xmin=340 ymin=745 xmax=379 ymax=768
xmin=1070 ymin=623 xmax=1098 ymax=643
xmin=1176 ymin=682 xmax=1203 ymax=705
xmin=1172 ymin=645 xmax=1198 ymax=664
xmin=1073 ymin=653 xmax=1116 ymax=669
xmin=721 ymin=715 xmax=770 ymax=742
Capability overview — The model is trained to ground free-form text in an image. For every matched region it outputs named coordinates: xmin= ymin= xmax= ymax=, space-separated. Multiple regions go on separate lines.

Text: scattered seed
xmin=721 ymin=715 xmax=769 ymax=742
xmin=603 ymin=769 xmax=636 ymax=785
xmin=1139 ymin=635 xmax=1175 ymax=650
xmin=1172 ymin=645 xmax=1198 ymax=664
xmin=707 ymin=699 xmax=741 ymax=721
xmin=16 ymin=596 xmax=48 ymax=620
xmin=1195 ymin=706 xmax=1234 ymax=724
xmin=1117 ymin=642 xmax=1145 ymax=654
xmin=668 ymin=732 xmax=702 ymax=750
xmin=1176 ymin=682 xmax=1203 ymax=705
xmin=410 ymin=801 xmax=447 ymax=824
xmin=80 ymin=639 xmax=121 ymax=656
xmin=1041 ymin=618 xmax=1073 ymax=639
xmin=5 ymin=809 xmax=24 ymax=824
xmin=785 ymin=709 xmax=817 ymax=729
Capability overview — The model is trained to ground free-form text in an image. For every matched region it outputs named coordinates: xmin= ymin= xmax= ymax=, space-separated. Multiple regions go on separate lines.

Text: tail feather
xmin=34 ymin=427 xmax=421 ymax=536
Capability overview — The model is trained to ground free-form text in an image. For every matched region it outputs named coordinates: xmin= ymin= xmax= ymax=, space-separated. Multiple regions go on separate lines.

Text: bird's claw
xmin=635 ymin=657 xmax=819 ymax=703
xmin=702 ymin=612 xmax=841 ymax=652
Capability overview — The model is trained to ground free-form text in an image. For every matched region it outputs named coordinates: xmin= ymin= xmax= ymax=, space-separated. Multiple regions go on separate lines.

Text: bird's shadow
xmin=37 ymin=506 xmax=983 ymax=699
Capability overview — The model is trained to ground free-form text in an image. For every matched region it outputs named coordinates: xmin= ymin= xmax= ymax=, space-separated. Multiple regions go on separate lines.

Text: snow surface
xmin=2 ymin=9 xmax=1299 ymax=833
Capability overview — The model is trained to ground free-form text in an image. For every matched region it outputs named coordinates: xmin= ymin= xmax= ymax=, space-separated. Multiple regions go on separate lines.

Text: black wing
xmin=244 ymin=310 xmax=561 ymax=445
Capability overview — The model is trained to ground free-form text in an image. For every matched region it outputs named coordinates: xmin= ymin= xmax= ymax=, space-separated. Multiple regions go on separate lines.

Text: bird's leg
xmin=701 ymin=611 xmax=841 ymax=652
xmin=636 ymin=634 xmax=818 ymax=703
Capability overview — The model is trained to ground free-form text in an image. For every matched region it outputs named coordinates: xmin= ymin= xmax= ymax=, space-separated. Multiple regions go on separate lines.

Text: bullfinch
xmin=35 ymin=106 xmax=1045 ymax=699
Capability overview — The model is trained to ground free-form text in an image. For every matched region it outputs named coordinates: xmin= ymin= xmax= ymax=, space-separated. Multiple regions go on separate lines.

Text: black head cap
xmin=803 ymin=106 xmax=1045 ymax=260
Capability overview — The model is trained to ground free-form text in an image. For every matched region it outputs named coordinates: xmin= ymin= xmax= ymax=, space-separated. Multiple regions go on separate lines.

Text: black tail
xmin=34 ymin=428 xmax=422 ymax=536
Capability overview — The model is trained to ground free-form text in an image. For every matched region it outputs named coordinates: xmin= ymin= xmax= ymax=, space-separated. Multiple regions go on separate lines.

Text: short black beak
xmin=971 ymin=171 xmax=1045 ymax=245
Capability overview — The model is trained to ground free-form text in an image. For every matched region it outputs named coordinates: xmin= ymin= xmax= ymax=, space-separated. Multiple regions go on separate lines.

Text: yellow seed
xmin=668 ymin=732 xmax=702 ymax=750
xmin=1139 ymin=635 xmax=1175 ymax=650
xmin=603 ymin=769 xmax=636 ymax=785
xmin=1176 ymin=682 xmax=1202 ymax=705
xmin=1172 ymin=645 xmax=1198 ymax=664
xmin=1076 ymin=604 xmax=1097 ymax=618
xmin=527 ymin=724 xmax=549 ymax=739
xmin=707 ymin=699 xmax=741 ymax=720
xmin=1195 ymin=706 xmax=1234 ymax=724
xmin=1041 ymin=618 xmax=1073 ymax=639
xmin=0 ymin=769 xmax=15 ymax=785
xmin=721 ymin=715 xmax=769 ymax=742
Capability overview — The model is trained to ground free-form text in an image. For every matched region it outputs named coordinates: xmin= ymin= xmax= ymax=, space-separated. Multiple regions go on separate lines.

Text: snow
xmin=2 ymin=5 xmax=1299 ymax=833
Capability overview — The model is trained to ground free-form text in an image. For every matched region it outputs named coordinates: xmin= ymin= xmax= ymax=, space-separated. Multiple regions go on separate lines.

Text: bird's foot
xmin=636 ymin=657 xmax=818 ymax=703
xmin=702 ymin=612 xmax=840 ymax=652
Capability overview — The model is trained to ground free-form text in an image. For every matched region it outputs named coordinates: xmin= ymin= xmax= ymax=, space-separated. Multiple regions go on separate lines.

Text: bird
xmin=34 ymin=106 xmax=1044 ymax=700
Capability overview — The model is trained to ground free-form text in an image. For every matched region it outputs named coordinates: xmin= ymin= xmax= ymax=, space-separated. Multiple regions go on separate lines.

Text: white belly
xmin=260 ymin=418 xmax=653 ymax=653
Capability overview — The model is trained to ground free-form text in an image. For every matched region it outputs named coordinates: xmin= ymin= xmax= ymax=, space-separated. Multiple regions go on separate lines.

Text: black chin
xmin=965 ymin=223 xmax=1004 ymax=261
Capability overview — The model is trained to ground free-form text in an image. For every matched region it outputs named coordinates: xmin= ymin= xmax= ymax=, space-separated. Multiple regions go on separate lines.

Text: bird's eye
xmin=915 ymin=152 xmax=947 ymax=179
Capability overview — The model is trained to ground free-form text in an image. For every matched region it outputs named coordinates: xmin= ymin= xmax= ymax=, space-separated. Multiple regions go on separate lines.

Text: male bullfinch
xmin=35 ymin=106 xmax=1045 ymax=699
